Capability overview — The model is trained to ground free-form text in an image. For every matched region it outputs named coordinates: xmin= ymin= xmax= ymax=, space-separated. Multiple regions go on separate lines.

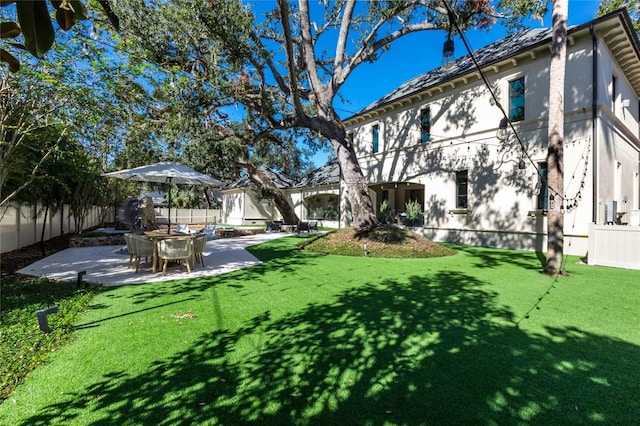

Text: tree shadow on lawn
xmin=445 ymin=243 xmax=548 ymax=270
xmin=21 ymin=269 xmax=639 ymax=425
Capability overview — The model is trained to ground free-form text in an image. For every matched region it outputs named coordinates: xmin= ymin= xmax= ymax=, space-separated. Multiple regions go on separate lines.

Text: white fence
xmin=0 ymin=203 xmax=221 ymax=254
xmin=153 ymin=207 xmax=221 ymax=227
xmin=0 ymin=202 xmax=113 ymax=254
xmin=588 ymin=223 xmax=640 ymax=270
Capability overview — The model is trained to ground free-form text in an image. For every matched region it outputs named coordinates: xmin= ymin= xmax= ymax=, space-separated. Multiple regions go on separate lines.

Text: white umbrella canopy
xmin=103 ymin=161 xmax=222 ymax=186
xmin=104 ymin=161 xmax=222 ymax=232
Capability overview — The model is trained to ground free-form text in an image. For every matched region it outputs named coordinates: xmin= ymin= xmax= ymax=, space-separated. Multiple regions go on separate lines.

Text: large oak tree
xmin=112 ymin=0 xmax=547 ymax=229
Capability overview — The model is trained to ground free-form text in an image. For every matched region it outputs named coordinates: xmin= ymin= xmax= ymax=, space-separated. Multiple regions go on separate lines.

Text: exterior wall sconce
xmin=496 ymin=117 xmax=509 ymax=140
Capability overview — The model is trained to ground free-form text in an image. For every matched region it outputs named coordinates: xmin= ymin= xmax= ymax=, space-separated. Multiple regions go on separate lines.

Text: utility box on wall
xmin=605 ymin=200 xmax=617 ymax=224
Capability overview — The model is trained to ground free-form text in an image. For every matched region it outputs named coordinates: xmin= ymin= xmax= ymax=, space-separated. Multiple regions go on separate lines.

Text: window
xmin=509 ymin=77 xmax=525 ymax=122
xmin=420 ymin=107 xmax=431 ymax=143
xmin=612 ymin=75 xmax=617 ymax=112
xmin=456 ymin=170 xmax=468 ymax=209
xmin=537 ymin=162 xmax=548 ymax=210
xmin=348 ymin=132 xmax=354 ymax=147
xmin=372 ymin=124 xmax=379 ymax=153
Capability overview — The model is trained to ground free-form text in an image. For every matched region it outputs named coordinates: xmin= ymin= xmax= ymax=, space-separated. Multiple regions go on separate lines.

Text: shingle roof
xmin=223 ymin=166 xmax=296 ymax=190
xmin=359 ymin=27 xmax=557 ymax=114
xmin=294 ymin=158 xmax=340 ymax=187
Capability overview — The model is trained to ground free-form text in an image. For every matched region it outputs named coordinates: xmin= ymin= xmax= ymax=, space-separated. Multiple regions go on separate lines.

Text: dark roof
xmin=223 ymin=166 xmax=295 ymax=190
xmin=294 ymin=158 xmax=340 ymax=187
xmin=354 ymin=10 xmax=640 ymax=117
xmin=359 ymin=27 xmax=555 ymax=114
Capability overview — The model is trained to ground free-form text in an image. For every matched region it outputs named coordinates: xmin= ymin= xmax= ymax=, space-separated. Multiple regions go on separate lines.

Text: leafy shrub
xmin=405 ymin=200 xmax=423 ymax=225
xmin=377 ymin=199 xmax=393 ymax=223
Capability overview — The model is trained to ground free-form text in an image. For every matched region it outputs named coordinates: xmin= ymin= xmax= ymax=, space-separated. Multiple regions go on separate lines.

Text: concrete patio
xmin=18 ymin=232 xmax=287 ymax=286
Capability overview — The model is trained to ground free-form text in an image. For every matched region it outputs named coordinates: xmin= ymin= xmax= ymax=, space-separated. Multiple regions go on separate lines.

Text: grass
xmin=0 ymin=235 xmax=639 ymax=424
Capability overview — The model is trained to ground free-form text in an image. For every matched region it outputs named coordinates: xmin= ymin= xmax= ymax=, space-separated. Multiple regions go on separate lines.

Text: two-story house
xmin=339 ymin=9 xmax=640 ymax=258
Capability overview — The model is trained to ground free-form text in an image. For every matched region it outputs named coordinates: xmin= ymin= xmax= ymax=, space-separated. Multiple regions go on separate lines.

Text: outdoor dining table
xmin=144 ymin=230 xmax=196 ymax=273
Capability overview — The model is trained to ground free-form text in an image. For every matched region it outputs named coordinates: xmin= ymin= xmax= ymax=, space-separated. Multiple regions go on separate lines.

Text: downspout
xmin=590 ymin=23 xmax=599 ymax=224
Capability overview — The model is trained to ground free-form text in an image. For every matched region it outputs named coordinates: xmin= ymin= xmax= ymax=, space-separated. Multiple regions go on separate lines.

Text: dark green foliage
xmin=0 ymin=277 xmax=102 ymax=402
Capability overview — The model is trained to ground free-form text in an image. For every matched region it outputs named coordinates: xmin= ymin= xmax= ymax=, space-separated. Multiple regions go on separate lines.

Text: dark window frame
xmin=509 ymin=77 xmax=525 ymax=122
xmin=456 ymin=170 xmax=468 ymax=209
xmin=420 ymin=107 xmax=431 ymax=143
xmin=537 ymin=162 xmax=548 ymax=210
xmin=372 ymin=124 xmax=379 ymax=153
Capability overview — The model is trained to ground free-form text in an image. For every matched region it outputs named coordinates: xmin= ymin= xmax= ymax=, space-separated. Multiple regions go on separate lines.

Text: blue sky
xmin=308 ymin=0 xmax=605 ymax=166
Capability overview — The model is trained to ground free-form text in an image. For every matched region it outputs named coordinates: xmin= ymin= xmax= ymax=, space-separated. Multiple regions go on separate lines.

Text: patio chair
xmin=296 ymin=221 xmax=310 ymax=233
xmin=309 ymin=221 xmax=318 ymax=232
xmin=157 ymin=238 xmax=192 ymax=276
xmin=192 ymin=234 xmax=208 ymax=267
xmin=129 ymin=234 xmax=154 ymax=272
xmin=123 ymin=233 xmax=135 ymax=268
xmin=265 ymin=221 xmax=281 ymax=232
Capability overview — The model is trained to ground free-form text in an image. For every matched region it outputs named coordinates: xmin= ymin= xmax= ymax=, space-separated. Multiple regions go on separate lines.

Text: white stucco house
xmin=340 ymin=9 xmax=640 ymax=258
xmin=221 ymin=10 xmax=640 ymax=265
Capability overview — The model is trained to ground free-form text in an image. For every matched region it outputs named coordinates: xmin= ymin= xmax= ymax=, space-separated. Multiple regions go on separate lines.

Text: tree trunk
xmin=544 ymin=0 xmax=568 ymax=276
xmin=332 ymin=139 xmax=377 ymax=229
xmin=244 ymin=162 xmax=299 ymax=225
xmin=40 ymin=204 xmax=49 ymax=258
xmin=314 ymin=102 xmax=378 ymax=230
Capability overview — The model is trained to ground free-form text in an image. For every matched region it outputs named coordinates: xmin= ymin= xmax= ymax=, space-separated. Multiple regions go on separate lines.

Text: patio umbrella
xmin=104 ymin=161 xmax=222 ymax=232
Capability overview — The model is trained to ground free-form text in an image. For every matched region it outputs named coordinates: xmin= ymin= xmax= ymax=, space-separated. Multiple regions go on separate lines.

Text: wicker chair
xmin=123 ymin=233 xmax=135 ymax=268
xmin=192 ymin=234 xmax=208 ymax=267
xmin=129 ymin=234 xmax=154 ymax=272
xmin=157 ymin=238 xmax=192 ymax=276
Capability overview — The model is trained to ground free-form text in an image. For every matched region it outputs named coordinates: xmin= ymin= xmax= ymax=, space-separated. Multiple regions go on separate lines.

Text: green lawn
xmin=1 ymin=236 xmax=639 ymax=425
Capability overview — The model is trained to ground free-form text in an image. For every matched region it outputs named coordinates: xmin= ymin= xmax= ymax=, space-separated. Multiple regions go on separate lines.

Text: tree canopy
xmin=109 ymin=0 xmax=548 ymax=228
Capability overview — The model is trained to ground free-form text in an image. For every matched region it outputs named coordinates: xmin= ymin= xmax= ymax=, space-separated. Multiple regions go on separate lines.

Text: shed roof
xmin=223 ymin=166 xmax=296 ymax=190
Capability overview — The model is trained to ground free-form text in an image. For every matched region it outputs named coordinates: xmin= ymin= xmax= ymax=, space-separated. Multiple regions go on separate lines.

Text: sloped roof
xmin=349 ymin=9 xmax=640 ymax=120
xmin=359 ymin=27 xmax=554 ymax=114
xmin=294 ymin=158 xmax=340 ymax=187
xmin=223 ymin=166 xmax=295 ymax=190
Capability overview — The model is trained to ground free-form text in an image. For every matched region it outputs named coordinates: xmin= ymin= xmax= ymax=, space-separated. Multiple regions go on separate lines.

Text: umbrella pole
xmin=167 ymin=177 xmax=173 ymax=234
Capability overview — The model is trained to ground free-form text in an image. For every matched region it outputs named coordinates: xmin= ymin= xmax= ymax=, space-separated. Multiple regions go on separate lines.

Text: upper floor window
xmin=509 ymin=77 xmax=525 ymax=122
xmin=612 ymin=74 xmax=618 ymax=113
xmin=537 ymin=162 xmax=548 ymax=210
xmin=372 ymin=124 xmax=379 ymax=153
xmin=456 ymin=170 xmax=468 ymax=209
xmin=420 ymin=107 xmax=431 ymax=143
